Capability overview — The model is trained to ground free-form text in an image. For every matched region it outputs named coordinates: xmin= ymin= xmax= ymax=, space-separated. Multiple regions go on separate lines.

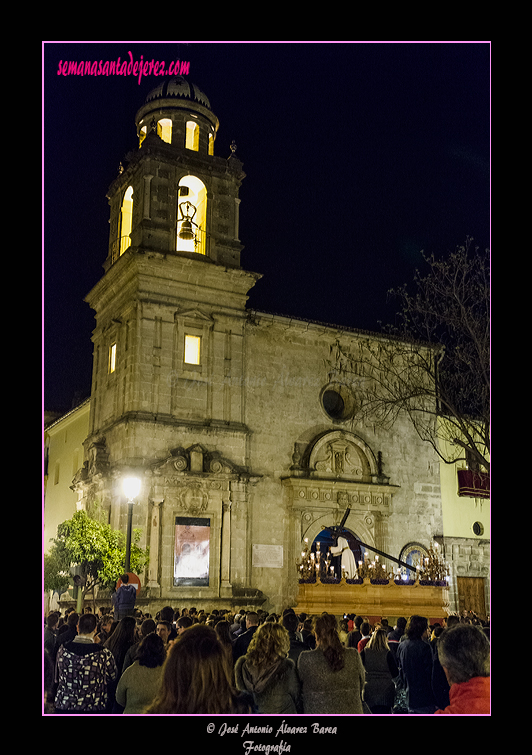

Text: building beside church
xmin=44 ymin=78 xmax=489 ymax=617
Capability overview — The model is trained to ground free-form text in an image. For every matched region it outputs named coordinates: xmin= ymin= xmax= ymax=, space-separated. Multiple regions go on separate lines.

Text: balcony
xmin=457 ymin=469 xmax=490 ymax=499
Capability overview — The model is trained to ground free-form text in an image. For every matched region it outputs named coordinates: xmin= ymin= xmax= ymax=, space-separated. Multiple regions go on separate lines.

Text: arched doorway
xmin=311 ymin=527 xmax=362 ymax=579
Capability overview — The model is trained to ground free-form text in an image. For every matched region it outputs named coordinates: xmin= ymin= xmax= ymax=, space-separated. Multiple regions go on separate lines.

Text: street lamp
xmin=123 ymin=476 xmax=141 ymax=574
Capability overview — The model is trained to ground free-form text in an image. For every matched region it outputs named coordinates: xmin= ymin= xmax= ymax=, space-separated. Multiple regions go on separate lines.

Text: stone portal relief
xmin=308 ymin=431 xmax=373 ymax=482
xmin=177 ymin=483 xmax=209 ymax=514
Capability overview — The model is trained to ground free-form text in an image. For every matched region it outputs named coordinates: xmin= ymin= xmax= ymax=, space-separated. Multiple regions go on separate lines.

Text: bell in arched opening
xmin=177 ymin=200 xmax=197 ymax=241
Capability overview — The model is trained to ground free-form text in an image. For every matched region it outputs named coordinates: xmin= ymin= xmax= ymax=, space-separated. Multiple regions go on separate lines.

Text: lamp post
xmin=122 ymin=476 xmax=141 ymax=574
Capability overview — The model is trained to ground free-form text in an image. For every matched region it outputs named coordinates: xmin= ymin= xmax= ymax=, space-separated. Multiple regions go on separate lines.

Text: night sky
xmin=43 ymin=42 xmax=490 ymax=413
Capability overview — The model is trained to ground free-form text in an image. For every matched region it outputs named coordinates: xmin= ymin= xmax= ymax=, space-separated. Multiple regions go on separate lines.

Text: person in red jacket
xmin=435 ymin=623 xmax=490 ymax=714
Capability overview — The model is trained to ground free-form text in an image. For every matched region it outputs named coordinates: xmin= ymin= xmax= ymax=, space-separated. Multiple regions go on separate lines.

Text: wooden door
xmin=456 ymin=577 xmax=486 ymax=618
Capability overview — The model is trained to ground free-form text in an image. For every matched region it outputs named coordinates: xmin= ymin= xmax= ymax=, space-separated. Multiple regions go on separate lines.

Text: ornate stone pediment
xmin=283 ymin=431 xmax=397 ymax=541
xmin=149 ymin=444 xmax=247 ymax=478
xmin=293 ymin=430 xmax=390 ymax=485
xmin=174 ymin=307 xmax=214 ymax=324
xmin=311 ymin=433 xmax=368 ymax=481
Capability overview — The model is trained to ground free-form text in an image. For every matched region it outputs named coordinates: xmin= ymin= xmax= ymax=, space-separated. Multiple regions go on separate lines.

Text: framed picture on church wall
xmin=174 ymin=517 xmax=211 ymax=586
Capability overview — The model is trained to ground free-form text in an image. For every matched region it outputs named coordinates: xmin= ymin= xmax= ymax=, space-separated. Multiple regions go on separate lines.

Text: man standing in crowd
xmin=232 ymin=611 xmax=260 ymax=663
xmin=435 ymin=624 xmax=490 ymax=714
xmin=396 ymin=615 xmax=436 ymax=714
xmin=54 ymin=613 xmax=117 ymax=714
xmin=111 ymin=574 xmax=137 ymax=620
xmin=156 ymin=620 xmax=173 ymax=650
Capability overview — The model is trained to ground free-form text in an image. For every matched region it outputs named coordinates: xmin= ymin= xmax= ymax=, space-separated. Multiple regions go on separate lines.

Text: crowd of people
xmin=43 ymin=599 xmax=490 ymax=716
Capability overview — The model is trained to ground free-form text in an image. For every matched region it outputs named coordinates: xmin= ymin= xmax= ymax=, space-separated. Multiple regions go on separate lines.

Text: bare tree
xmin=337 ymin=240 xmax=490 ymax=472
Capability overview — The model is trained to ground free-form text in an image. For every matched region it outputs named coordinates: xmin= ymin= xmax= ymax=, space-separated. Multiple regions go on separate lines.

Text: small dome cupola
xmin=135 ymin=76 xmax=219 ymax=156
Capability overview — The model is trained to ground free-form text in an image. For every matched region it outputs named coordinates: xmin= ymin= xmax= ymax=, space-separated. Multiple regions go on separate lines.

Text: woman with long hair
xmin=114 ymin=632 xmax=166 ymax=714
xmin=104 ymin=615 xmax=137 ymax=674
xmin=297 ymin=613 xmax=366 ymax=713
xmin=215 ymin=619 xmax=233 ymax=653
xmin=235 ymin=622 xmax=300 ymax=713
xmin=103 ymin=615 xmax=137 ymax=711
xmin=359 ymin=628 xmax=399 ymax=713
xmin=145 ymin=625 xmax=252 ymax=714
xmin=215 ymin=620 xmax=235 ymax=677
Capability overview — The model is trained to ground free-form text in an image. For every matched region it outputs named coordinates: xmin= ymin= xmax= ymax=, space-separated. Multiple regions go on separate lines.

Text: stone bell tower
xmin=79 ymin=78 xmax=264 ymax=609
xmin=85 ymin=77 xmax=261 ymax=445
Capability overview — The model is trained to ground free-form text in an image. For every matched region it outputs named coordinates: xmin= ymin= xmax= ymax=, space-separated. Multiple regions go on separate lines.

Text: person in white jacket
xmin=330 ymin=537 xmax=357 ymax=579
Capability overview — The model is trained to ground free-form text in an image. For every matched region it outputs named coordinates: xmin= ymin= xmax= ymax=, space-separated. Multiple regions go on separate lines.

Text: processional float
xmin=295 ymin=503 xmax=450 ymax=622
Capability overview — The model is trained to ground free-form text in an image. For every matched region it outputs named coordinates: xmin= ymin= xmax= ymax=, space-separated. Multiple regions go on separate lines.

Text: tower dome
xmin=135 ymin=77 xmax=219 ymax=155
xmin=144 ymin=77 xmax=211 ymax=109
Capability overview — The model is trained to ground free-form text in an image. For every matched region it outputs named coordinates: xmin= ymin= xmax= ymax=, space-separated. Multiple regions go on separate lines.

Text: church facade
xmin=56 ymin=78 xmax=484 ymax=615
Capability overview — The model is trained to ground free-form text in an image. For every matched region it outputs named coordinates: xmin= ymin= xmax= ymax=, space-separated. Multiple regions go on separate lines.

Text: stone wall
xmin=443 ymin=536 xmax=490 ymax=616
xmin=240 ymin=313 xmax=444 ymax=612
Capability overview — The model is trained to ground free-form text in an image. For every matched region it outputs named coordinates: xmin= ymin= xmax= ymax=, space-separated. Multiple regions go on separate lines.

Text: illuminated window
xmin=109 ymin=343 xmax=117 ymax=373
xmin=177 ymin=176 xmax=207 ymax=255
xmin=208 ymin=132 xmax=214 ymax=156
xmin=139 ymin=119 xmax=172 ymax=146
xmin=185 ymin=120 xmax=199 ymax=151
xmin=184 ymin=335 xmax=201 ymax=365
xmin=157 ymin=118 xmax=172 ymax=144
xmin=119 ymin=186 xmax=133 ymax=255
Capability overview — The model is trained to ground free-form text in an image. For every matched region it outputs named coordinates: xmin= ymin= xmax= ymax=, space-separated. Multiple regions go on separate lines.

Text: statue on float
xmin=330 ymin=536 xmax=357 ymax=579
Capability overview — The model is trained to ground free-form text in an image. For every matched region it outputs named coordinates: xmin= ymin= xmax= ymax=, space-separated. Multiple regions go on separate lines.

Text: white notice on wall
xmin=252 ymin=544 xmax=284 ymax=568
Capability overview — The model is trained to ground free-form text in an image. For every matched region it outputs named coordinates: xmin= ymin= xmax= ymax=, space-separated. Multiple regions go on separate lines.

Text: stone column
xmin=143 ymin=175 xmax=153 ymax=219
xmin=234 ymin=197 xmax=241 ymax=240
xmin=220 ymin=500 xmax=232 ymax=589
xmin=230 ymin=480 xmax=250 ymax=587
xmin=147 ymin=498 xmax=163 ymax=590
xmin=374 ymin=512 xmax=392 ymax=574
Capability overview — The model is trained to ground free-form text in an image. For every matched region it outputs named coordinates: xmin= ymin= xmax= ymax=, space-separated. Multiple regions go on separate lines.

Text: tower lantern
xmin=104 ymin=76 xmax=245 ymax=270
